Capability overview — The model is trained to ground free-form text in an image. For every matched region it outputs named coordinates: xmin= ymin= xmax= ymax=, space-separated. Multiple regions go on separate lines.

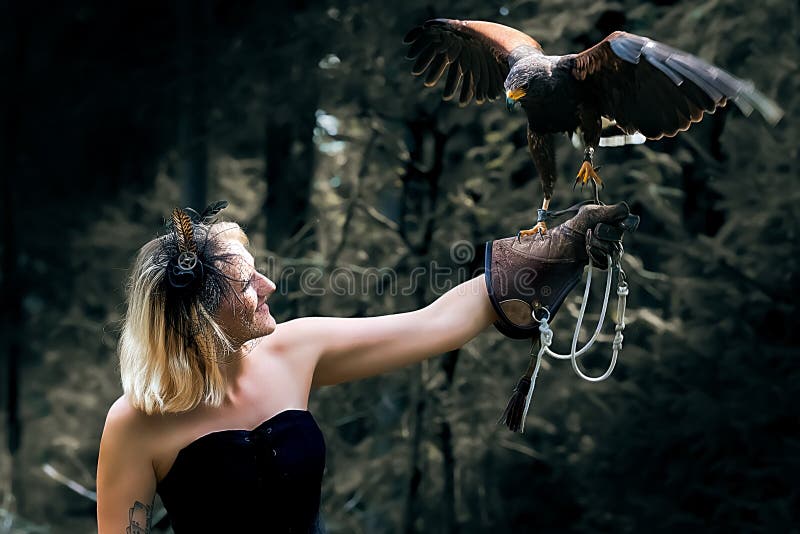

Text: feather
xmin=736 ymin=84 xmax=784 ymax=125
xmin=424 ymin=53 xmax=449 ymax=87
xmin=406 ymin=38 xmax=428 ymax=60
xmin=442 ymin=63 xmax=462 ymax=101
xmin=403 ymin=26 xmax=423 ymax=44
xmin=459 ymin=67 xmax=474 ymax=106
xmin=412 ymin=44 xmax=437 ymax=76
xmin=405 ymin=18 xmax=537 ymax=107
xmin=609 ymin=36 xmax=644 ymax=64
xmin=172 ymin=208 xmax=197 ymax=254
xmin=475 ymin=48 xmax=491 ymax=103
xmin=664 ymin=55 xmax=725 ymax=103
xmin=599 ymin=132 xmax=646 ymax=147
xmin=199 ymin=200 xmax=229 ymax=223
xmin=488 ymin=58 xmax=507 ymax=99
xmin=576 ymin=31 xmax=782 ymax=140
xmin=443 ymin=37 xmax=462 ymax=63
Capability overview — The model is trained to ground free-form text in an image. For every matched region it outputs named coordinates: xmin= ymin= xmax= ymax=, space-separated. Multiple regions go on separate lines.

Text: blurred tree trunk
xmin=176 ymin=0 xmax=210 ymax=209
xmin=680 ymin=112 xmax=727 ymax=236
xmin=438 ymin=349 xmax=460 ymax=533
xmin=0 ymin=0 xmax=30 ymax=512
xmin=402 ymin=113 xmax=449 ymax=533
xmin=262 ymin=4 xmax=323 ymax=254
xmin=401 ymin=116 xmax=431 ymax=534
xmin=263 ymin=92 xmax=318 ymax=253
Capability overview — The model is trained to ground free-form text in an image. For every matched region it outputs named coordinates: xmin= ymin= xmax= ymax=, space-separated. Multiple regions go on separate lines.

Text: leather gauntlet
xmin=485 ymin=202 xmax=635 ymax=339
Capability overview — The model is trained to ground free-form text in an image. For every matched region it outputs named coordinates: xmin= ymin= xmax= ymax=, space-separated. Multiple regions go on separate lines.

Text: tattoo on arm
xmin=126 ymin=500 xmax=153 ymax=534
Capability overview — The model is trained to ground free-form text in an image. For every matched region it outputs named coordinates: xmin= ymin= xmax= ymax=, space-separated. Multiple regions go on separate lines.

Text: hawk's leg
xmin=590 ymin=178 xmax=602 ymax=204
xmin=575 ymin=147 xmax=603 ymax=203
xmin=517 ymin=198 xmax=551 ymax=239
xmin=519 ymin=129 xmax=556 ymax=238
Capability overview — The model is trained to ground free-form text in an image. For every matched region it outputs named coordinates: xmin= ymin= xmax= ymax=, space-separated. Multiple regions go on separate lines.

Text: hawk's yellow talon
xmin=575 ymin=161 xmax=603 ymax=187
xmin=518 ymin=221 xmax=548 ymax=238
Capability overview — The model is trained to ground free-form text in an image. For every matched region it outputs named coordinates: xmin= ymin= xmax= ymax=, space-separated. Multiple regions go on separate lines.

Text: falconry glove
xmin=485 ymin=202 xmax=639 ymax=431
xmin=485 ymin=202 xmax=634 ymax=339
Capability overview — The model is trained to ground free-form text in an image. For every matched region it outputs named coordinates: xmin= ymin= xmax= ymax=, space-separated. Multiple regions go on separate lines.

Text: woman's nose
xmin=257 ymin=272 xmax=277 ymax=294
xmin=265 ymin=277 xmax=276 ymax=293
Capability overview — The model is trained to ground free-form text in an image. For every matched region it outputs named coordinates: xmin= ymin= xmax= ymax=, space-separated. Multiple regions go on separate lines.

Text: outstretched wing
xmin=404 ymin=18 xmax=542 ymax=106
xmin=563 ymin=31 xmax=783 ymax=139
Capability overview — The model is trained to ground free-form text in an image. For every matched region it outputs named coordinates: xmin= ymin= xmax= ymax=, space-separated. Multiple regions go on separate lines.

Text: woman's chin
xmin=262 ymin=315 xmax=277 ymax=335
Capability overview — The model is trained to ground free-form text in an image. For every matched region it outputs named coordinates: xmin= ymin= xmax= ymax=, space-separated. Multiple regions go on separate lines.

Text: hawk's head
xmin=504 ymin=69 xmax=529 ymax=111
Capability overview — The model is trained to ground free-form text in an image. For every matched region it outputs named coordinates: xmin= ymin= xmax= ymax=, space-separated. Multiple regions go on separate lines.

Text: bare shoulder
xmin=258 ymin=317 xmax=329 ymax=360
xmin=105 ymin=396 xmax=149 ymax=433
xmin=100 ymin=396 xmax=156 ymax=458
xmin=264 ymin=317 xmax=322 ymax=345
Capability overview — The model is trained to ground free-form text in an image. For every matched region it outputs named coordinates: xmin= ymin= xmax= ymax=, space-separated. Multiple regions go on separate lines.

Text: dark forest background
xmin=0 ymin=0 xmax=797 ymax=532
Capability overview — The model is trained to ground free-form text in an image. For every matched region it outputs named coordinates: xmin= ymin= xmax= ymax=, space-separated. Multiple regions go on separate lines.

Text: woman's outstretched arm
xmin=280 ymin=275 xmax=497 ymax=387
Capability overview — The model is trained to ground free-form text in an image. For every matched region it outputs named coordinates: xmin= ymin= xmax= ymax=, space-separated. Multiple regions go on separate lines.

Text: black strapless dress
xmin=156 ymin=409 xmax=326 ymax=533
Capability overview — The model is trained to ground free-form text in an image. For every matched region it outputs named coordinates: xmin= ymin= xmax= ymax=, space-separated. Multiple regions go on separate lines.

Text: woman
xmin=96 ymin=201 xmax=627 ymax=532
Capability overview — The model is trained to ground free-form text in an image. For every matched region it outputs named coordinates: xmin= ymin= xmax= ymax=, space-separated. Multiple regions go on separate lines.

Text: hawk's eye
xmin=521 ymin=82 xmax=529 ymax=90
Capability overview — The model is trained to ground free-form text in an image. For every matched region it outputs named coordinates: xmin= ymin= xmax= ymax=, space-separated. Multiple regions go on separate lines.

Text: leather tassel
xmin=498 ymin=339 xmax=541 ymax=432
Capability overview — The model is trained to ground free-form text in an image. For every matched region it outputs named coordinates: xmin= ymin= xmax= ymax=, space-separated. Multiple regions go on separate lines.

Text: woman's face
xmin=215 ymin=241 xmax=277 ymax=346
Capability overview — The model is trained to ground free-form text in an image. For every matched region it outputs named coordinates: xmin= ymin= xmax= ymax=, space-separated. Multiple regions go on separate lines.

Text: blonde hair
xmin=119 ymin=221 xmax=249 ymax=415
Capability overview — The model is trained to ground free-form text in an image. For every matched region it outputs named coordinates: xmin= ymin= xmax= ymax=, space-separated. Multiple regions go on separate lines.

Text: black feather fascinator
xmin=156 ymin=200 xmax=241 ymax=352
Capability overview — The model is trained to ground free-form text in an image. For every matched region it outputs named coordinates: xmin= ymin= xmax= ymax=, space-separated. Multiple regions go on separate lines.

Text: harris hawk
xmin=404 ymin=19 xmax=783 ymax=236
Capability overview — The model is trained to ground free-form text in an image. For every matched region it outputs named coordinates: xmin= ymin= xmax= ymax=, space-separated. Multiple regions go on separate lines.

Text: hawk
xmin=404 ymin=19 xmax=783 ymax=236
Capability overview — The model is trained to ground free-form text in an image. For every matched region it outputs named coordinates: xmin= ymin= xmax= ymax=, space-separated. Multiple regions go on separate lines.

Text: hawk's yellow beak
xmin=506 ymin=88 xmax=526 ymax=111
xmin=506 ymin=88 xmax=526 ymax=101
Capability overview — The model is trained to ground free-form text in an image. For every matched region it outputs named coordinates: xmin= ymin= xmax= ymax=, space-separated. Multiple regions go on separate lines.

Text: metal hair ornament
xmin=177 ymin=251 xmax=198 ymax=270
